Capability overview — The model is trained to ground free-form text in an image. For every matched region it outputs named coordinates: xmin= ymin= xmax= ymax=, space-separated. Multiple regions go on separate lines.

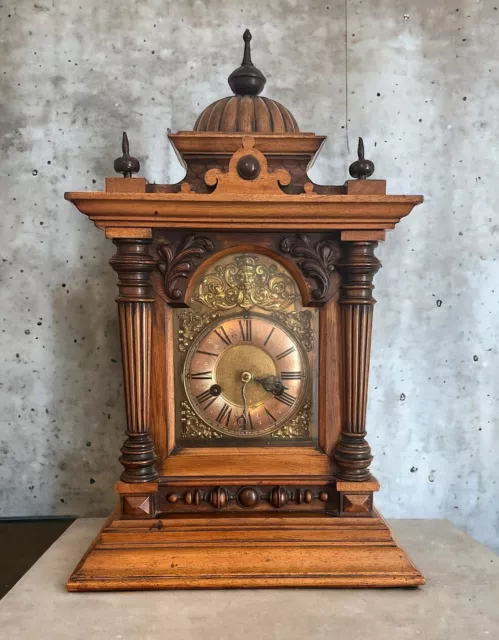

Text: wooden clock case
xmin=65 ymin=34 xmax=424 ymax=590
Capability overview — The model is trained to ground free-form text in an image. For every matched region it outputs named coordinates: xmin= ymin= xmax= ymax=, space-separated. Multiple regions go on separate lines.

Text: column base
xmin=333 ymin=432 xmax=373 ymax=482
xmin=119 ymin=432 xmax=158 ymax=483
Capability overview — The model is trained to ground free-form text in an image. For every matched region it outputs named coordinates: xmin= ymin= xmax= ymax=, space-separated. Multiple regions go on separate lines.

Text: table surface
xmin=0 ymin=518 xmax=497 ymax=640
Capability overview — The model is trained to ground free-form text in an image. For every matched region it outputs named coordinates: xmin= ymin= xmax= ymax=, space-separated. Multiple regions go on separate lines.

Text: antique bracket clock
xmin=65 ymin=31 xmax=424 ymax=589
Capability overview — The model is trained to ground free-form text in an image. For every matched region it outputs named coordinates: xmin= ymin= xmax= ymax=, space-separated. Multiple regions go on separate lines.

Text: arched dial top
xmin=184 ymin=314 xmax=309 ymax=438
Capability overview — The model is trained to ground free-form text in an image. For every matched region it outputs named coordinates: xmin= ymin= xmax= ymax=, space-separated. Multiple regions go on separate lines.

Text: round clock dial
xmin=184 ymin=314 xmax=308 ymax=437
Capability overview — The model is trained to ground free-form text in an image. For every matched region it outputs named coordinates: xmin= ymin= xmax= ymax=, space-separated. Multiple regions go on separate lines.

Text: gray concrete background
xmin=1 ymin=1 xmax=498 ymax=551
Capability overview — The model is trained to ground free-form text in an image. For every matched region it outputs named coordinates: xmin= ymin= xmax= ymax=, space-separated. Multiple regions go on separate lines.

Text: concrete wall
xmin=1 ymin=0 xmax=498 ymax=552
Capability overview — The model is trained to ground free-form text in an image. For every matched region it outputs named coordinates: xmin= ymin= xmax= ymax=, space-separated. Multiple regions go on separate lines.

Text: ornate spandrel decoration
xmin=280 ymin=234 xmax=339 ymax=302
xmin=158 ymin=235 xmax=214 ymax=303
xmin=178 ymin=310 xmax=220 ymax=352
xmin=273 ymin=310 xmax=314 ymax=352
xmin=271 ymin=401 xmax=311 ymax=439
xmin=181 ymin=401 xmax=222 ymax=439
xmin=194 ymin=254 xmax=299 ymax=312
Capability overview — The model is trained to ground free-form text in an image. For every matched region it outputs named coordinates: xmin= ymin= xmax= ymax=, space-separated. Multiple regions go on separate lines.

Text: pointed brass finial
xmin=349 ymin=137 xmax=375 ymax=180
xmin=228 ymin=29 xmax=266 ymax=96
xmin=113 ymin=132 xmax=140 ymax=178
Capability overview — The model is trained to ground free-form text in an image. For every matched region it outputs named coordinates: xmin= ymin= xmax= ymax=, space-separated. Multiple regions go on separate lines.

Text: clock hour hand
xmin=254 ymin=375 xmax=287 ymax=396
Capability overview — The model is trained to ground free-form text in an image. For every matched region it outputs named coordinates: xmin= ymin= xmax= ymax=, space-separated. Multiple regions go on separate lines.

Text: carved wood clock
xmin=65 ymin=31 xmax=425 ymax=590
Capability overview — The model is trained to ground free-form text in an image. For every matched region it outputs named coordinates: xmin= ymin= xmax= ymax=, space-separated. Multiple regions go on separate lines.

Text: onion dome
xmin=194 ymin=30 xmax=299 ymax=133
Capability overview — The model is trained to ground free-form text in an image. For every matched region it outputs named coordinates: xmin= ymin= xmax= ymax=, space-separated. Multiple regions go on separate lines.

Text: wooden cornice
xmin=169 ymin=131 xmax=325 ymax=155
xmin=64 ymin=191 xmax=423 ymax=232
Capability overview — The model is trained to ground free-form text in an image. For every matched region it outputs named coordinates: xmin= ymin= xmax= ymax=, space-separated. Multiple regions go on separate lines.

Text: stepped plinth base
xmin=67 ymin=509 xmax=424 ymax=591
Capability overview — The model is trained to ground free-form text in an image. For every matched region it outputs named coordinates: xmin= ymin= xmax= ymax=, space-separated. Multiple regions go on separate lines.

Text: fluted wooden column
xmin=334 ymin=241 xmax=381 ymax=482
xmin=110 ymin=238 xmax=158 ymax=483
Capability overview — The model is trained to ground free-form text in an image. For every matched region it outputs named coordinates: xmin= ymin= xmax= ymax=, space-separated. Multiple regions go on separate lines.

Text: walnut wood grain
xmin=65 ymin=191 xmax=423 ymax=232
xmin=334 ymin=241 xmax=381 ymax=482
xmin=159 ymin=447 xmax=332 ymax=480
xmin=149 ymin=274 xmax=169 ymax=462
xmin=168 ymin=131 xmax=325 ymax=155
xmin=109 ymin=239 xmax=158 ymax=483
xmin=66 ymin=510 xmax=425 ymax=590
xmin=318 ymin=287 xmax=342 ymax=456
xmin=105 ymin=177 xmax=147 ymax=193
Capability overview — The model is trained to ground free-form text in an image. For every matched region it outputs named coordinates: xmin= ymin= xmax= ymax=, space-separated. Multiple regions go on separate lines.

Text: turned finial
xmin=242 ymin=28 xmax=253 ymax=65
xmin=349 ymin=137 xmax=375 ymax=180
xmin=228 ymin=29 xmax=266 ymax=96
xmin=113 ymin=132 xmax=140 ymax=178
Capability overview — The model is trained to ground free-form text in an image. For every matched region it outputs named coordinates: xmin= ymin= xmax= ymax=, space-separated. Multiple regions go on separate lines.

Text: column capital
xmin=337 ymin=241 xmax=381 ymax=306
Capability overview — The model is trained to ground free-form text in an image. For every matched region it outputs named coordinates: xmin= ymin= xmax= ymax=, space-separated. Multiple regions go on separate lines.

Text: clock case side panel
xmin=146 ymin=230 xmax=347 ymax=515
xmin=150 ymin=273 xmax=175 ymax=460
xmin=318 ymin=282 xmax=343 ymax=458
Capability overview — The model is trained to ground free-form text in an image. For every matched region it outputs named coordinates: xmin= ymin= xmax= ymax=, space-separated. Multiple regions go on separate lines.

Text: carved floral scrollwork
xmin=157 ymin=235 xmax=214 ymax=301
xmin=194 ymin=255 xmax=298 ymax=311
xmin=280 ymin=235 xmax=339 ymax=301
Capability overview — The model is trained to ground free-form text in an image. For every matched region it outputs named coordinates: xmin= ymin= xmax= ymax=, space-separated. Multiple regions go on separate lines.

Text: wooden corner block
xmin=340 ymin=230 xmax=386 ymax=242
xmin=115 ymin=481 xmax=159 ymax=495
xmin=341 ymin=493 xmax=372 ymax=515
xmin=336 ymin=479 xmax=380 ymax=492
xmin=105 ymin=227 xmax=152 ymax=240
xmin=344 ymin=179 xmax=386 ymax=195
xmin=105 ymin=177 xmax=148 ymax=193
xmin=121 ymin=495 xmax=154 ymax=518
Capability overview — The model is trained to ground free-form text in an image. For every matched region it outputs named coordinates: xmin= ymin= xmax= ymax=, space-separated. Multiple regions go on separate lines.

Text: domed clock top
xmin=194 ymin=29 xmax=299 ymax=133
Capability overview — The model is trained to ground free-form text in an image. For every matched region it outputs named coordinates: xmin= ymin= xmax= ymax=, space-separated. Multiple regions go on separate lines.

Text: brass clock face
xmin=184 ymin=313 xmax=308 ymax=437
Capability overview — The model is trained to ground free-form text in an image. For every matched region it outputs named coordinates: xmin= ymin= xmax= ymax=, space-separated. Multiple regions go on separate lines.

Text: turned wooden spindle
xmin=334 ymin=241 xmax=381 ymax=482
xmin=109 ymin=238 xmax=158 ymax=483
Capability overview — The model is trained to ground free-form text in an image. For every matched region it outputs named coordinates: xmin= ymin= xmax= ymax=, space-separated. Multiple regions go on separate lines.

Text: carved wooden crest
xmin=204 ymin=136 xmax=291 ymax=195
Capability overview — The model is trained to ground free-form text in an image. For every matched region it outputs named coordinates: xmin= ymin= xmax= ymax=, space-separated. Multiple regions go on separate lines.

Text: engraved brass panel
xmin=194 ymin=254 xmax=298 ymax=312
xmin=271 ymin=401 xmax=311 ymax=439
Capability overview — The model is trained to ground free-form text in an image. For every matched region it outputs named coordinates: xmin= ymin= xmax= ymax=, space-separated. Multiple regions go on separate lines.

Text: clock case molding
xmin=64 ymin=32 xmax=424 ymax=590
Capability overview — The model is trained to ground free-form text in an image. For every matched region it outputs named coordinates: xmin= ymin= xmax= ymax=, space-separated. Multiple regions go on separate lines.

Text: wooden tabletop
xmin=0 ymin=518 xmax=497 ymax=639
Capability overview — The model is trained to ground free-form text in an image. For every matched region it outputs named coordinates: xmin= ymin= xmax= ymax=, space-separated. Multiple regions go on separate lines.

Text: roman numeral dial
xmin=184 ymin=313 xmax=309 ymax=438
